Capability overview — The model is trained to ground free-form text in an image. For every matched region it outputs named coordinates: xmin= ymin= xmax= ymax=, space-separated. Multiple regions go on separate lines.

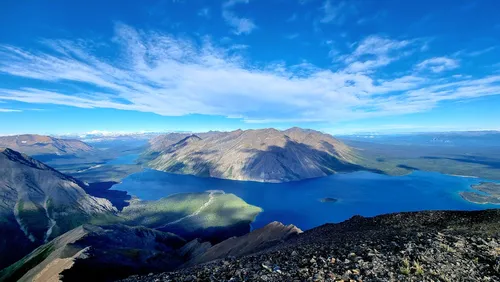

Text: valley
xmin=0 ymin=129 xmax=499 ymax=281
xmin=2 ymin=1 xmax=499 ymax=279
xmin=2 ymin=2 xmax=499 ymax=279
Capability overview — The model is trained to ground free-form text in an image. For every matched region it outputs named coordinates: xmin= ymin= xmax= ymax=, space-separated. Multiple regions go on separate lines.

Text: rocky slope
xmin=0 ymin=221 xmax=299 ymax=282
xmin=145 ymin=128 xmax=368 ymax=183
xmin=0 ymin=224 xmax=187 ymax=282
xmin=0 ymin=149 xmax=264 ymax=273
xmin=0 ymin=148 xmax=116 ymax=269
xmin=184 ymin=221 xmax=302 ymax=267
xmin=0 ymin=134 xmax=95 ymax=156
xmin=124 ymin=209 xmax=500 ymax=282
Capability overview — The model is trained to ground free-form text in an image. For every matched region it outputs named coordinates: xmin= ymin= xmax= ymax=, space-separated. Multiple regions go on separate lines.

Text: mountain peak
xmin=170 ymin=134 xmax=202 ymax=148
xmin=187 ymin=221 xmax=302 ymax=266
xmin=147 ymin=127 xmax=362 ymax=182
xmin=0 ymin=147 xmax=50 ymax=170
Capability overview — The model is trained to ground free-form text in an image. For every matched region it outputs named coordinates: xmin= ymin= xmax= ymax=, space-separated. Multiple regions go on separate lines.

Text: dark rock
xmin=121 ymin=209 xmax=500 ymax=282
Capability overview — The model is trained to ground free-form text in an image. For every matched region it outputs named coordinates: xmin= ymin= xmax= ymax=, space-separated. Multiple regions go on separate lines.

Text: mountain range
xmin=0 ymin=128 xmax=499 ymax=281
xmin=143 ymin=127 xmax=368 ymax=183
xmin=0 ymin=135 xmax=95 ymax=156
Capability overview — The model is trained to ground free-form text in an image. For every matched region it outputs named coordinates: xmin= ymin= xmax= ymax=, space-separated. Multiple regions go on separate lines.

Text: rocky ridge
xmin=0 ymin=221 xmax=298 ymax=282
xmin=0 ymin=224 xmax=187 ymax=282
xmin=123 ymin=209 xmax=500 ymax=282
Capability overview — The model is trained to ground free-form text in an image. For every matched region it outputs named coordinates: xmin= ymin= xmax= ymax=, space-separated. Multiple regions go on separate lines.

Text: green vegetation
xmin=69 ymin=164 xmax=143 ymax=183
xmin=192 ymin=193 xmax=262 ymax=229
xmin=0 ymin=242 xmax=54 ymax=282
xmin=118 ymin=192 xmax=262 ymax=232
xmin=119 ymin=193 xmax=212 ymax=227
xmin=460 ymin=182 xmax=500 ymax=204
xmin=159 ymin=159 xmax=212 ymax=178
xmin=16 ymin=200 xmax=49 ymax=241
xmin=439 ymin=243 xmax=455 ymax=253
xmin=346 ymin=140 xmax=500 ymax=180
xmin=399 ymin=258 xmax=424 ymax=276
xmin=413 ymin=261 xmax=424 ymax=276
xmin=49 ymin=209 xmax=90 ymax=239
xmin=400 ymin=258 xmax=411 ymax=275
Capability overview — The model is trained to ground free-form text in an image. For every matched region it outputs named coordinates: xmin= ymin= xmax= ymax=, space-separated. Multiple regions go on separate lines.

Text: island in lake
xmin=320 ymin=197 xmax=338 ymax=203
xmin=460 ymin=182 xmax=500 ymax=204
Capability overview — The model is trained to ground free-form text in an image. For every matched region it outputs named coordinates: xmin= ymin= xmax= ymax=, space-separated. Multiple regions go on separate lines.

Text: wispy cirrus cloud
xmin=0 ymin=108 xmax=22 ymax=112
xmin=416 ymin=57 xmax=459 ymax=73
xmin=454 ymin=46 xmax=496 ymax=57
xmin=0 ymin=24 xmax=499 ymax=123
xmin=286 ymin=13 xmax=298 ymax=22
xmin=319 ymin=0 xmax=345 ymax=23
xmin=222 ymin=0 xmax=256 ymax=35
xmin=198 ymin=7 xmax=210 ymax=18
xmin=285 ymin=33 xmax=300 ymax=40
xmin=319 ymin=0 xmax=356 ymax=25
xmin=342 ymin=35 xmax=413 ymax=72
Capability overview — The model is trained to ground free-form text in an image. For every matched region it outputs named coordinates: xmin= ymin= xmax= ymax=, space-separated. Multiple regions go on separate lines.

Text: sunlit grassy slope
xmin=91 ymin=191 xmax=262 ymax=242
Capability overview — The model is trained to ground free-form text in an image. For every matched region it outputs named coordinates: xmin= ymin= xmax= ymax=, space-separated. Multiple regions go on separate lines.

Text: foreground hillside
xmin=125 ymin=209 xmax=500 ymax=282
xmin=144 ymin=128 xmax=370 ymax=183
xmin=0 ymin=148 xmax=115 ymax=269
xmin=0 ymin=148 xmax=262 ymax=274
xmin=0 ymin=224 xmax=187 ymax=282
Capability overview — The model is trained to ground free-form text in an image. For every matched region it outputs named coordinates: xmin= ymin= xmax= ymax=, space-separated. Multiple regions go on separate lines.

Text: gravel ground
xmin=123 ymin=209 xmax=500 ymax=282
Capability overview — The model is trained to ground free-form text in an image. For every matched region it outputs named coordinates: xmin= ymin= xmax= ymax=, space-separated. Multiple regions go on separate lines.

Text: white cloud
xmin=416 ymin=57 xmax=459 ymax=73
xmin=285 ymin=33 xmax=299 ymax=40
xmin=286 ymin=13 xmax=298 ymax=22
xmin=0 ymin=108 xmax=21 ymax=112
xmin=0 ymin=24 xmax=498 ymax=124
xmin=319 ymin=0 xmax=357 ymax=25
xmin=320 ymin=0 xmax=344 ymax=23
xmin=342 ymin=35 xmax=412 ymax=72
xmin=198 ymin=7 xmax=210 ymax=18
xmin=222 ymin=0 xmax=256 ymax=35
xmin=458 ymin=46 xmax=496 ymax=57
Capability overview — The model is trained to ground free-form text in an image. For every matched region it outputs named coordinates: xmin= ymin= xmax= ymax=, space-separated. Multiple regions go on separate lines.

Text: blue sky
xmin=0 ymin=0 xmax=499 ymax=135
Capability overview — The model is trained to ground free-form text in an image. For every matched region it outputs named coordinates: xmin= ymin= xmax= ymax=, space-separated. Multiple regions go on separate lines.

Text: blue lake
xmin=106 ymin=153 xmax=140 ymax=165
xmin=112 ymin=170 xmax=499 ymax=231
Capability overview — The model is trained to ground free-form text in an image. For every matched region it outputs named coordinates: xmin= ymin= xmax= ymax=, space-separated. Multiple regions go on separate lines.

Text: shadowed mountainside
xmin=0 ymin=191 xmax=263 ymax=282
xmin=0 ymin=148 xmax=116 ymax=269
xmin=0 ymin=220 xmax=298 ymax=282
xmin=0 ymin=224 xmax=187 ymax=282
xmin=144 ymin=128 xmax=374 ymax=183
